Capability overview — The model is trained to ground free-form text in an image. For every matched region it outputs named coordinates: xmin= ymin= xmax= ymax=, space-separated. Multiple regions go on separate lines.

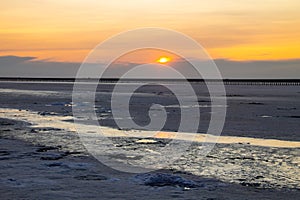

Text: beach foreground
xmin=1 ymin=118 xmax=299 ymax=199
xmin=0 ymin=81 xmax=299 ymax=199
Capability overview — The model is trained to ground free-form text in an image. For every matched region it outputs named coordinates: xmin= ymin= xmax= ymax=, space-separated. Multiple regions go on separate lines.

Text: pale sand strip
xmin=0 ymin=108 xmax=299 ymax=148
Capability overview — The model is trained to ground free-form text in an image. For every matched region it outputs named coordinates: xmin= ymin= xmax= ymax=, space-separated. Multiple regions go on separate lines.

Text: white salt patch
xmin=0 ymin=89 xmax=62 ymax=96
xmin=261 ymin=115 xmax=272 ymax=118
xmin=135 ymin=139 xmax=158 ymax=144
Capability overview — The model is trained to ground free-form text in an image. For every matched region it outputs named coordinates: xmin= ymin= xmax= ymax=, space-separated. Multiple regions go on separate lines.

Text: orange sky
xmin=1 ymin=0 xmax=300 ymax=63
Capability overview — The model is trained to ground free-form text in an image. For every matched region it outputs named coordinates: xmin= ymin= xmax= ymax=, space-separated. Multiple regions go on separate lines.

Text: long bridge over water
xmin=0 ymin=78 xmax=300 ymax=86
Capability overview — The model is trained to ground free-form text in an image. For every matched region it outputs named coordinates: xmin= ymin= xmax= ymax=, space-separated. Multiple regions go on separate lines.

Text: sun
xmin=156 ymin=56 xmax=171 ymax=64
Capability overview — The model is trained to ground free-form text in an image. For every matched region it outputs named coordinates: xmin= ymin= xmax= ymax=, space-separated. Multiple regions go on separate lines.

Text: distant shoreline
xmin=0 ymin=77 xmax=300 ymax=85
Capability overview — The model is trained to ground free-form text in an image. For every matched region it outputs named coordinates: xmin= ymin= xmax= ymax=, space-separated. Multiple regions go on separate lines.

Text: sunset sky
xmin=1 ymin=0 xmax=300 ymax=63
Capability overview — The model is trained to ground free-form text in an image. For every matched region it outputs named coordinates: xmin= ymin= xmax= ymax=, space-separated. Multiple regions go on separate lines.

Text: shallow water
xmin=0 ymin=81 xmax=299 ymax=141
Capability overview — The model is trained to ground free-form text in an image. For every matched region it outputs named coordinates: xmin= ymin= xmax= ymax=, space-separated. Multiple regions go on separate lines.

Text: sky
xmin=0 ymin=0 xmax=300 ymax=78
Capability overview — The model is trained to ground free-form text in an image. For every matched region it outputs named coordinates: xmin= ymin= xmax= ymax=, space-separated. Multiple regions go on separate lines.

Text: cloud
xmin=0 ymin=55 xmax=80 ymax=78
xmin=0 ymin=55 xmax=36 ymax=65
xmin=215 ymin=59 xmax=300 ymax=79
xmin=0 ymin=55 xmax=299 ymax=79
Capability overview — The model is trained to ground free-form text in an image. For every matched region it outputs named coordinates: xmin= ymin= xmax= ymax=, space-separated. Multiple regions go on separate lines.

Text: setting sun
xmin=157 ymin=57 xmax=171 ymax=64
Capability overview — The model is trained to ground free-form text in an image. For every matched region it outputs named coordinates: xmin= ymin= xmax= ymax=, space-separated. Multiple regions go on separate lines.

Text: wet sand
xmin=1 ymin=118 xmax=299 ymax=199
xmin=0 ymin=81 xmax=300 ymax=199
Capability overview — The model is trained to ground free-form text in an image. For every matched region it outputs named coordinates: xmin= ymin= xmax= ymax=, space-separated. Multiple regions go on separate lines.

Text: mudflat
xmin=0 ymin=81 xmax=299 ymax=199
